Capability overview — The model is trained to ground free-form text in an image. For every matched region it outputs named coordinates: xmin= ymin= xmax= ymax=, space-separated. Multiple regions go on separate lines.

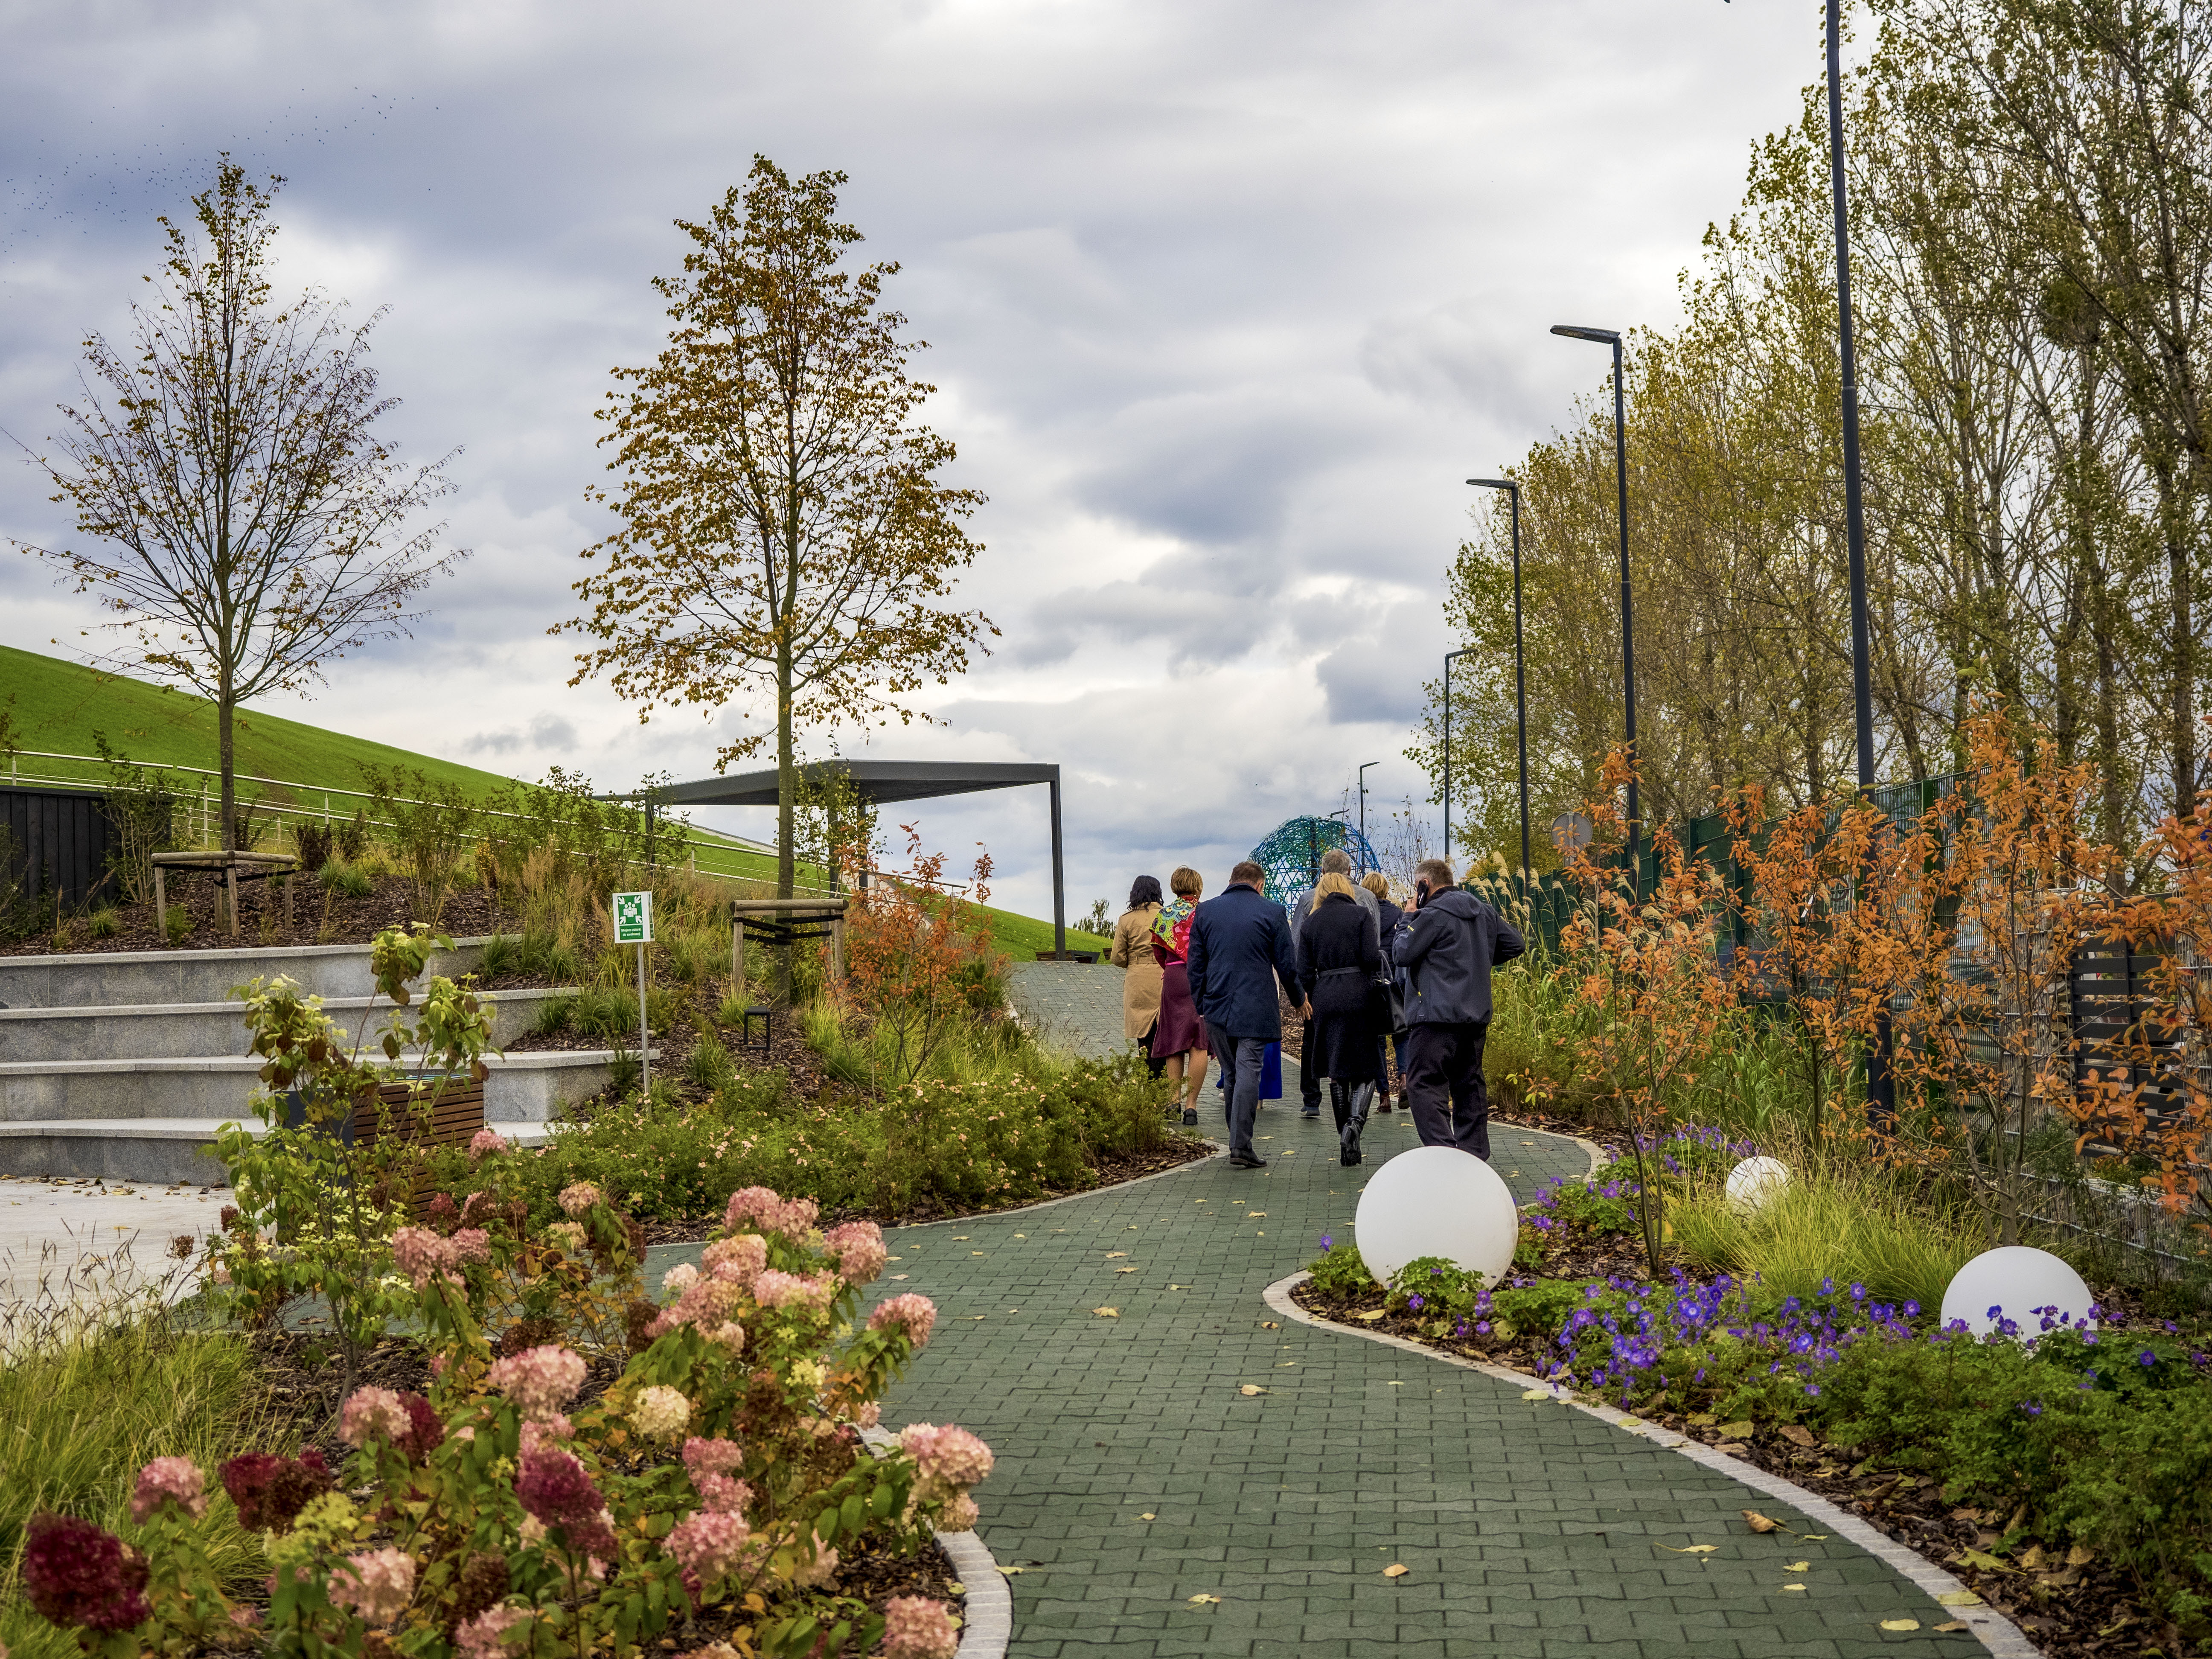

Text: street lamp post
xmin=1357 ymin=760 xmax=1380 ymax=864
xmin=1468 ymin=477 xmax=1532 ymax=888
xmin=1442 ymin=647 xmax=1472 ymax=869
xmin=1824 ymin=0 xmax=1895 ymax=1120
xmin=1550 ymin=323 xmax=1640 ymax=891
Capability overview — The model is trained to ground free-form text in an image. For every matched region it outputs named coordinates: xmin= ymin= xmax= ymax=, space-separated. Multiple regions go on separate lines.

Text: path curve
xmin=855 ymin=1098 xmax=1992 ymax=1658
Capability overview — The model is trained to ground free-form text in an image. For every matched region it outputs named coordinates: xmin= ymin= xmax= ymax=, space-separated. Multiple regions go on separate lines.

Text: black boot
xmin=1341 ymin=1081 xmax=1372 ymax=1165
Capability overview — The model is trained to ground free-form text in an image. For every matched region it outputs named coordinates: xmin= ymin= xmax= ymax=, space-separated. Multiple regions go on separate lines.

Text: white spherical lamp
xmin=1353 ymin=1146 xmax=1519 ymax=1289
xmin=1724 ymin=1156 xmax=1791 ymax=1214
xmin=1940 ymin=1246 xmax=2095 ymax=1338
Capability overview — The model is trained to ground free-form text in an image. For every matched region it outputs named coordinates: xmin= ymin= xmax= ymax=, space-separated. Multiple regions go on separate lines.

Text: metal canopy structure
xmin=660 ymin=760 xmax=1069 ymax=956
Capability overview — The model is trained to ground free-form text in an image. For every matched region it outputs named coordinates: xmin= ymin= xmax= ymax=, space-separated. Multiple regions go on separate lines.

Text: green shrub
xmin=86 ymin=908 xmax=118 ymax=940
xmin=1304 ymin=1240 xmax=1378 ymax=1299
xmin=317 ymin=859 xmax=373 ymax=899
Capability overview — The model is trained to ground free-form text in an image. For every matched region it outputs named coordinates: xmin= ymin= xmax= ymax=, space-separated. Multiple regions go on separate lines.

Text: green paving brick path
xmin=855 ymin=1096 xmax=1976 ymax=1658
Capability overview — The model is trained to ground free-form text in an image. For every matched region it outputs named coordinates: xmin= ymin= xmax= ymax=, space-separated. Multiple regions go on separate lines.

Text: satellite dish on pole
xmin=1550 ymin=812 xmax=1594 ymax=856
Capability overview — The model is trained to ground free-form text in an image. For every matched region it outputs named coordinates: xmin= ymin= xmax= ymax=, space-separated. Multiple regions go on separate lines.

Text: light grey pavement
xmin=1007 ymin=962 xmax=1135 ymax=1060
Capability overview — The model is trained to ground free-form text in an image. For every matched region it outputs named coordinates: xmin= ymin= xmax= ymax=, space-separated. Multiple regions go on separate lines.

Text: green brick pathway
xmin=859 ymin=1094 xmax=1979 ymax=1659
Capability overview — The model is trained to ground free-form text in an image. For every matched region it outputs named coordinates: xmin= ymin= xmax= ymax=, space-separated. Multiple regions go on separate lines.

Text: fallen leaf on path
xmin=1659 ymin=1545 xmax=1719 ymax=1555
xmin=1742 ymin=1511 xmax=1783 ymax=1535
xmin=888 ymin=1274 xmax=909 ymax=1281
xmin=1187 ymin=1594 xmax=1220 ymax=1605
xmin=1781 ymin=1583 xmax=1805 ymax=1592
xmin=1937 ymin=1590 xmax=1982 ymax=1607
xmin=1139 ymin=1513 xmax=1155 ymax=1521
xmin=1383 ymin=1564 xmax=1409 ymax=1579
xmin=1238 ymin=1384 xmax=1267 ymax=1396
xmin=1259 ymin=1319 xmax=1278 ymax=1327
xmin=1116 ymin=1267 xmax=1136 ymax=1273
xmin=1104 ymin=1252 xmax=1127 ymax=1257
xmin=1934 ymin=1622 xmax=1970 ymax=1633
xmin=1092 ymin=1307 xmax=1119 ymax=1317
xmin=1522 ymin=1389 xmax=1553 ymax=1401
xmin=1246 ymin=1212 xmax=1267 ymax=1218
xmin=1878 ymin=1619 xmax=1920 ymax=1632
xmin=996 ymin=1566 xmax=1029 ymax=1576
xmin=1783 ymin=1561 xmax=1809 ymax=1573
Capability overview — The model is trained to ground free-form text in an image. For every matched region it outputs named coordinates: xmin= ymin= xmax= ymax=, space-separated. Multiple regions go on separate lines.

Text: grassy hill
xmin=0 ymin=644 xmax=1110 ymax=958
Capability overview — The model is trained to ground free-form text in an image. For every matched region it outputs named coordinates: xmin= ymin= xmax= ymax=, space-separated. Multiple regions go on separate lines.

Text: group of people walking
xmin=1108 ymin=850 xmax=1525 ymax=1171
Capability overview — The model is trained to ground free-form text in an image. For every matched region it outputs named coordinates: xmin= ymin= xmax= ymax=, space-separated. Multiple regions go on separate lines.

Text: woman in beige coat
xmin=1109 ymin=875 xmax=1167 ymax=1078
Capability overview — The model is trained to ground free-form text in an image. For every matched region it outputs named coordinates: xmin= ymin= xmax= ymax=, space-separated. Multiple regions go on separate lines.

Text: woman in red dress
xmin=1149 ymin=865 xmax=1209 ymax=1126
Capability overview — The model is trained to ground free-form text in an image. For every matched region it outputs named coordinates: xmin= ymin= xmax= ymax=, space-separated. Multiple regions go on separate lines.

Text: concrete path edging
xmin=1263 ymin=1269 xmax=2037 ymax=1659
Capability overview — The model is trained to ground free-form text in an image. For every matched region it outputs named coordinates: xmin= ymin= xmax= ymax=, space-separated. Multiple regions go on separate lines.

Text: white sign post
xmin=614 ymin=891 xmax=654 ymax=1094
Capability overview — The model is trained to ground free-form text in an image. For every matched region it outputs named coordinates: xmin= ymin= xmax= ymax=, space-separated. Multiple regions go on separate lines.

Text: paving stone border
xmin=1263 ymin=1270 xmax=2038 ymax=1659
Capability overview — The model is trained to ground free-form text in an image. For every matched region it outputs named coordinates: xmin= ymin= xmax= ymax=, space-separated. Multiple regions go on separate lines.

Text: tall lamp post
xmin=1441 ymin=647 xmax=1471 ymax=869
xmin=1823 ymin=0 xmax=1894 ymax=1119
xmin=1550 ymin=323 xmax=1640 ymax=890
xmin=1468 ymin=477 xmax=1532 ymax=888
xmin=1357 ymin=760 xmax=1380 ymax=865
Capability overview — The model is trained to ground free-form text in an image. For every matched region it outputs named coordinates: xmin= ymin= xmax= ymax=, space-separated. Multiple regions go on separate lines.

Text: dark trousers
xmin=1401 ymin=1022 xmax=1491 ymax=1158
xmin=1299 ymin=1014 xmax=1322 ymax=1111
xmin=1217 ymin=1033 xmax=1266 ymax=1158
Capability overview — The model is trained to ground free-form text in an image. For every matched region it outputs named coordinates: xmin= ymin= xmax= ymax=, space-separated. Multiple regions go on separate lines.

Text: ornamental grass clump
xmin=25 ymin=1181 xmax=984 ymax=1659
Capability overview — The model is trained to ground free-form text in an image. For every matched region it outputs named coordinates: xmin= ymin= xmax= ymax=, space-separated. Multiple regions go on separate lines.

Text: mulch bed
xmin=247 ymin=1329 xmax=969 ymax=1633
xmin=2 ymin=871 xmax=520 ymax=956
xmin=1290 ymin=1273 xmax=2189 ymax=1658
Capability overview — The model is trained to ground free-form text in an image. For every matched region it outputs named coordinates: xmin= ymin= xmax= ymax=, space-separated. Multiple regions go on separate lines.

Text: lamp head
xmin=1466 ymin=477 xmax=1517 ymax=492
xmin=1550 ymin=323 xmax=1620 ymax=345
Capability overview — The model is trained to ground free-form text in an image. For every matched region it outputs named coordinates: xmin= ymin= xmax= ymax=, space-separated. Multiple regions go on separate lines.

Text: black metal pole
xmin=1357 ymin=760 xmax=1380 ymax=864
xmin=1049 ymin=773 xmax=1065 ymax=958
xmin=1827 ymin=0 xmax=1895 ymax=1121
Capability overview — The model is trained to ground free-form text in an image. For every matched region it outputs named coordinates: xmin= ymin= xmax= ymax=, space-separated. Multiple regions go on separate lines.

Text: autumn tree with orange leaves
xmin=562 ymin=157 xmax=995 ymax=909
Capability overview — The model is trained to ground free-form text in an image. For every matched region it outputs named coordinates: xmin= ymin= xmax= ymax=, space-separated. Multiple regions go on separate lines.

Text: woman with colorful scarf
xmin=1149 ymin=865 xmax=1209 ymax=1125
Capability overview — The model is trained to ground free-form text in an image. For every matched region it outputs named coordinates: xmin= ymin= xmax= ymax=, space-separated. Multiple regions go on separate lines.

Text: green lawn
xmin=0 ymin=644 xmax=1102 ymax=954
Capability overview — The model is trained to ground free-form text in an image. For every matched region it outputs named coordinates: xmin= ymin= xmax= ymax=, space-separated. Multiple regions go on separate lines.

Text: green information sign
xmin=614 ymin=890 xmax=653 ymax=944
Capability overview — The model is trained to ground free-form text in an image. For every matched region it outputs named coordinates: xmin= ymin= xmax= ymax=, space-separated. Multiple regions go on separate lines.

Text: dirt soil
xmin=1290 ymin=1274 xmax=2195 ymax=1658
xmin=2 ymin=871 xmax=520 ymax=956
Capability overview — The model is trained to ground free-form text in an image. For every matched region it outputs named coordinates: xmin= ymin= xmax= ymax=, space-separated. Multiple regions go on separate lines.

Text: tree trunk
xmin=775 ymin=634 xmax=795 ymax=1004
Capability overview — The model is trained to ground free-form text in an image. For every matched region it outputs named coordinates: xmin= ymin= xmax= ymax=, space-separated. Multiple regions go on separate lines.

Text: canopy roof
xmin=659 ymin=760 xmax=1058 ymax=808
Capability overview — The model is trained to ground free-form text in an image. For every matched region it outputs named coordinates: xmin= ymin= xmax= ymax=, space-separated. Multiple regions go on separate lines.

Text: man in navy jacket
xmin=1391 ymin=857 xmax=1525 ymax=1158
xmin=1187 ymin=861 xmax=1307 ymax=1169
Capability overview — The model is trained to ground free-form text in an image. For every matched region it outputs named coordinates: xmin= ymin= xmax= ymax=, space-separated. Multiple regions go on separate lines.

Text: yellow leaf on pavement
xmin=1659 ymin=1545 xmax=1719 ymax=1555
xmin=1383 ymin=1564 xmax=1409 ymax=1578
xmin=1522 ymin=1389 xmax=1552 ymax=1401
xmin=1879 ymin=1618 xmax=1920 ymax=1632
xmin=1187 ymin=1594 xmax=1220 ymax=1605
xmin=1935 ymin=1622 xmax=1970 ymax=1633
xmin=1239 ymin=1384 xmax=1267 ymax=1396
xmin=1742 ymin=1511 xmax=1784 ymax=1534
xmin=1784 ymin=1561 xmax=1809 ymax=1573
xmin=1105 ymin=1252 xmax=1127 ymax=1258
xmin=1092 ymin=1307 xmax=1119 ymax=1317
xmin=1139 ymin=1513 xmax=1156 ymax=1521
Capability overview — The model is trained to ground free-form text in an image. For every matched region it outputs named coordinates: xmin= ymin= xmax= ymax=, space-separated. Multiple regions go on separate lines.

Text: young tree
xmin=563 ymin=156 xmax=995 ymax=909
xmin=11 ymin=159 xmax=463 ymax=853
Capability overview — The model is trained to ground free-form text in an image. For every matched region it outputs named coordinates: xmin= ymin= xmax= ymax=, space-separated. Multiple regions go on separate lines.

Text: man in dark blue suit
xmin=1186 ymin=860 xmax=1307 ymax=1169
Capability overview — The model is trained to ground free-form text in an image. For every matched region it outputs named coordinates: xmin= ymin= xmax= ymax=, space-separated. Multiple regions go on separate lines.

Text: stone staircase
xmin=0 ymin=938 xmax=631 ymax=1184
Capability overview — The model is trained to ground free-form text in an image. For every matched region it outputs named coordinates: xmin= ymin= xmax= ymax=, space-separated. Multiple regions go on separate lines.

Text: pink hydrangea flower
xmin=557 ymin=1182 xmax=602 ymax=1218
xmin=751 ymin=1269 xmax=835 ymax=1310
xmin=879 ymin=1596 xmax=961 ymax=1659
xmin=681 ymin=1436 xmax=745 ymax=1479
xmin=661 ymin=1262 xmax=699 ymax=1294
xmin=486 ymin=1345 xmax=587 ymax=1422
xmin=868 ymin=1293 xmax=937 ymax=1349
xmin=517 ymin=1417 xmax=574 ymax=1456
xmin=339 ymin=1387 xmax=411 ymax=1449
xmin=330 ymin=1548 xmax=415 ymax=1624
xmin=721 ymin=1186 xmax=818 ymax=1237
xmin=822 ymin=1221 xmax=888 ymax=1284
xmin=514 ymin=1447 xmax=616 ymax=1559
xmin=468 ymin=1128 xmax=511 ymax=1160
xmin=456 ymin=1606 xmax=531 ymax=1659
xmin=693 ymin=1472 xmax=751 ymax=1515
xmin=392 ymin=1226 xmax=492 ymax=1290
xmin=899 ymin=1423 xmax=994 ymax=1497
xmin=937 ymin=1493 xmax=979 ymax=1532
xmin=701 ymin=1234 xmax=767 ymax=1286
xmin=646 ymin=1274 xmax=748 ymax=1342
xmin=666 ymin=1510 xmax=751 ymax=1583
xmin=855 ymin=1401 xmax=882 ymax=1429
xmin=128 ymin=1457 xmax=207 ymax=1523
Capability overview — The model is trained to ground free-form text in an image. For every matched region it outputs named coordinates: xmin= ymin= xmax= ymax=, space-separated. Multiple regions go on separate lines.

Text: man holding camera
xmin=1390 ymin=857 xmax=1525 ymax=1158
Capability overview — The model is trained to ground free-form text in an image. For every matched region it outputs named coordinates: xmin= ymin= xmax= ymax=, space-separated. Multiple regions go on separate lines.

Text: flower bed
xmin=1295 ymin=1174 xmax=2212 ymax=1657
xmin=20 ymin=1175 xmax=987 ymax=1659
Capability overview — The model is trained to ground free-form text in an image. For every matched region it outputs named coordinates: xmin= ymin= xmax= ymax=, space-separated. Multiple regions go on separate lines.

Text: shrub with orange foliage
xmin=838 ymin=823 xmax=1003 ymax=1089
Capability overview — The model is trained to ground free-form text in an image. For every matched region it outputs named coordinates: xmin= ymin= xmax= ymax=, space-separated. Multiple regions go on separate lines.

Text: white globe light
xmin=1725 ymin=1156 xmax=1791 ymax=1214
xmin=1940 ymin=1246 xmax=2096 ymax=1338
xmin=1353 ymin=1146 xmax=1519 ymax=1289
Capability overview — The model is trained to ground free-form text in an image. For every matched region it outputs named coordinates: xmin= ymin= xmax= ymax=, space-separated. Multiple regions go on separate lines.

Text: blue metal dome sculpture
xmin=1249 ymin=815 xmax=1381 ymax=898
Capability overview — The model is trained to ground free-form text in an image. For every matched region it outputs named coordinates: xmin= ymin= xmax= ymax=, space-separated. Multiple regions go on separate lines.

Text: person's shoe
xmin=1377 ymin=1097 xmax=1394 ymax=1113
xmin=1300 ymin=1107 xmax=1321 ymax=1119
xmin=1182 ymin=1108 xmax=1198 ymax=1127
xmin=1229 ymin=1153 xmax=1267 ymax=1169
xmin=1339 ymin=1144 xmax=1362 ymax=1167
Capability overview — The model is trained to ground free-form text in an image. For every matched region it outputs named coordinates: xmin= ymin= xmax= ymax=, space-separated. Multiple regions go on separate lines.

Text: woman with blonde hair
xmin=1148 ymin=866 xmax=1209 ymax=1125
xmin=1363 ymin=869 xmax=1407 ymax=1112
xmin=1298 ymin=870 xmax=1382 ymax=1164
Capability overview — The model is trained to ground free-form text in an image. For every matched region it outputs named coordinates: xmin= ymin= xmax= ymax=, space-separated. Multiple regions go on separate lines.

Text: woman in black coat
xmin=1298 ymin=874 xmax=1382 ymax=1165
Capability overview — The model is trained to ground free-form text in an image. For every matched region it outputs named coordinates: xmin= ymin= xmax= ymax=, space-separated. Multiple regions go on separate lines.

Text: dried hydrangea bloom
xmin=468 ymin=1128 xmax=511 ymax=1160
xmin=129 ymin=1456 xmax=207 ymax=1524
xmin=456 ymin=1605 xmax=532 ymax=1659
xmin=545 ymin=1221 xmax=588 ymax=1256
xmin=878 ymin=1596 xmax=961 ymax=1659
xmin=792 ymin=1544 xmax=839 ymax=1588
xmin=486 ymin=1345 xmax=587 ymax=1422
xmin=899 ymin=1423 xmax=994 ymax=1497
xmin=557 ymin=1182 xmax=602 ymax=1218
xmin=661 ymin=1262 xmax=699 ymax=1294
xmin=822 ymin=1221 xmax=888 ymax=1284
xmin=666 ymin=1510 xmax=751 ymax=1583
xmin=21 ymin=1513 xmax=151 ymax=1632
xmin=629 ymin=1386 xmax=690 ymax=1440
xmin=937 ymin=1493 xmax=979 ymax=1532
xmin=339 ymin=1387 xmax=412 ymax=1449
xmin=867 ymin=1292 xmax=938 ymax=1349
xmin=700 ymin=1234 xmax=767 ymax=1286
xmin=330 ymin=1548 xmax=416 ymax=1625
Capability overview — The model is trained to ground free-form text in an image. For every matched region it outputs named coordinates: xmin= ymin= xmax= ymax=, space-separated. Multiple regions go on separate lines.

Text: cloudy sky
xmin=1 ymin=0 xmax=1824 ymax=924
